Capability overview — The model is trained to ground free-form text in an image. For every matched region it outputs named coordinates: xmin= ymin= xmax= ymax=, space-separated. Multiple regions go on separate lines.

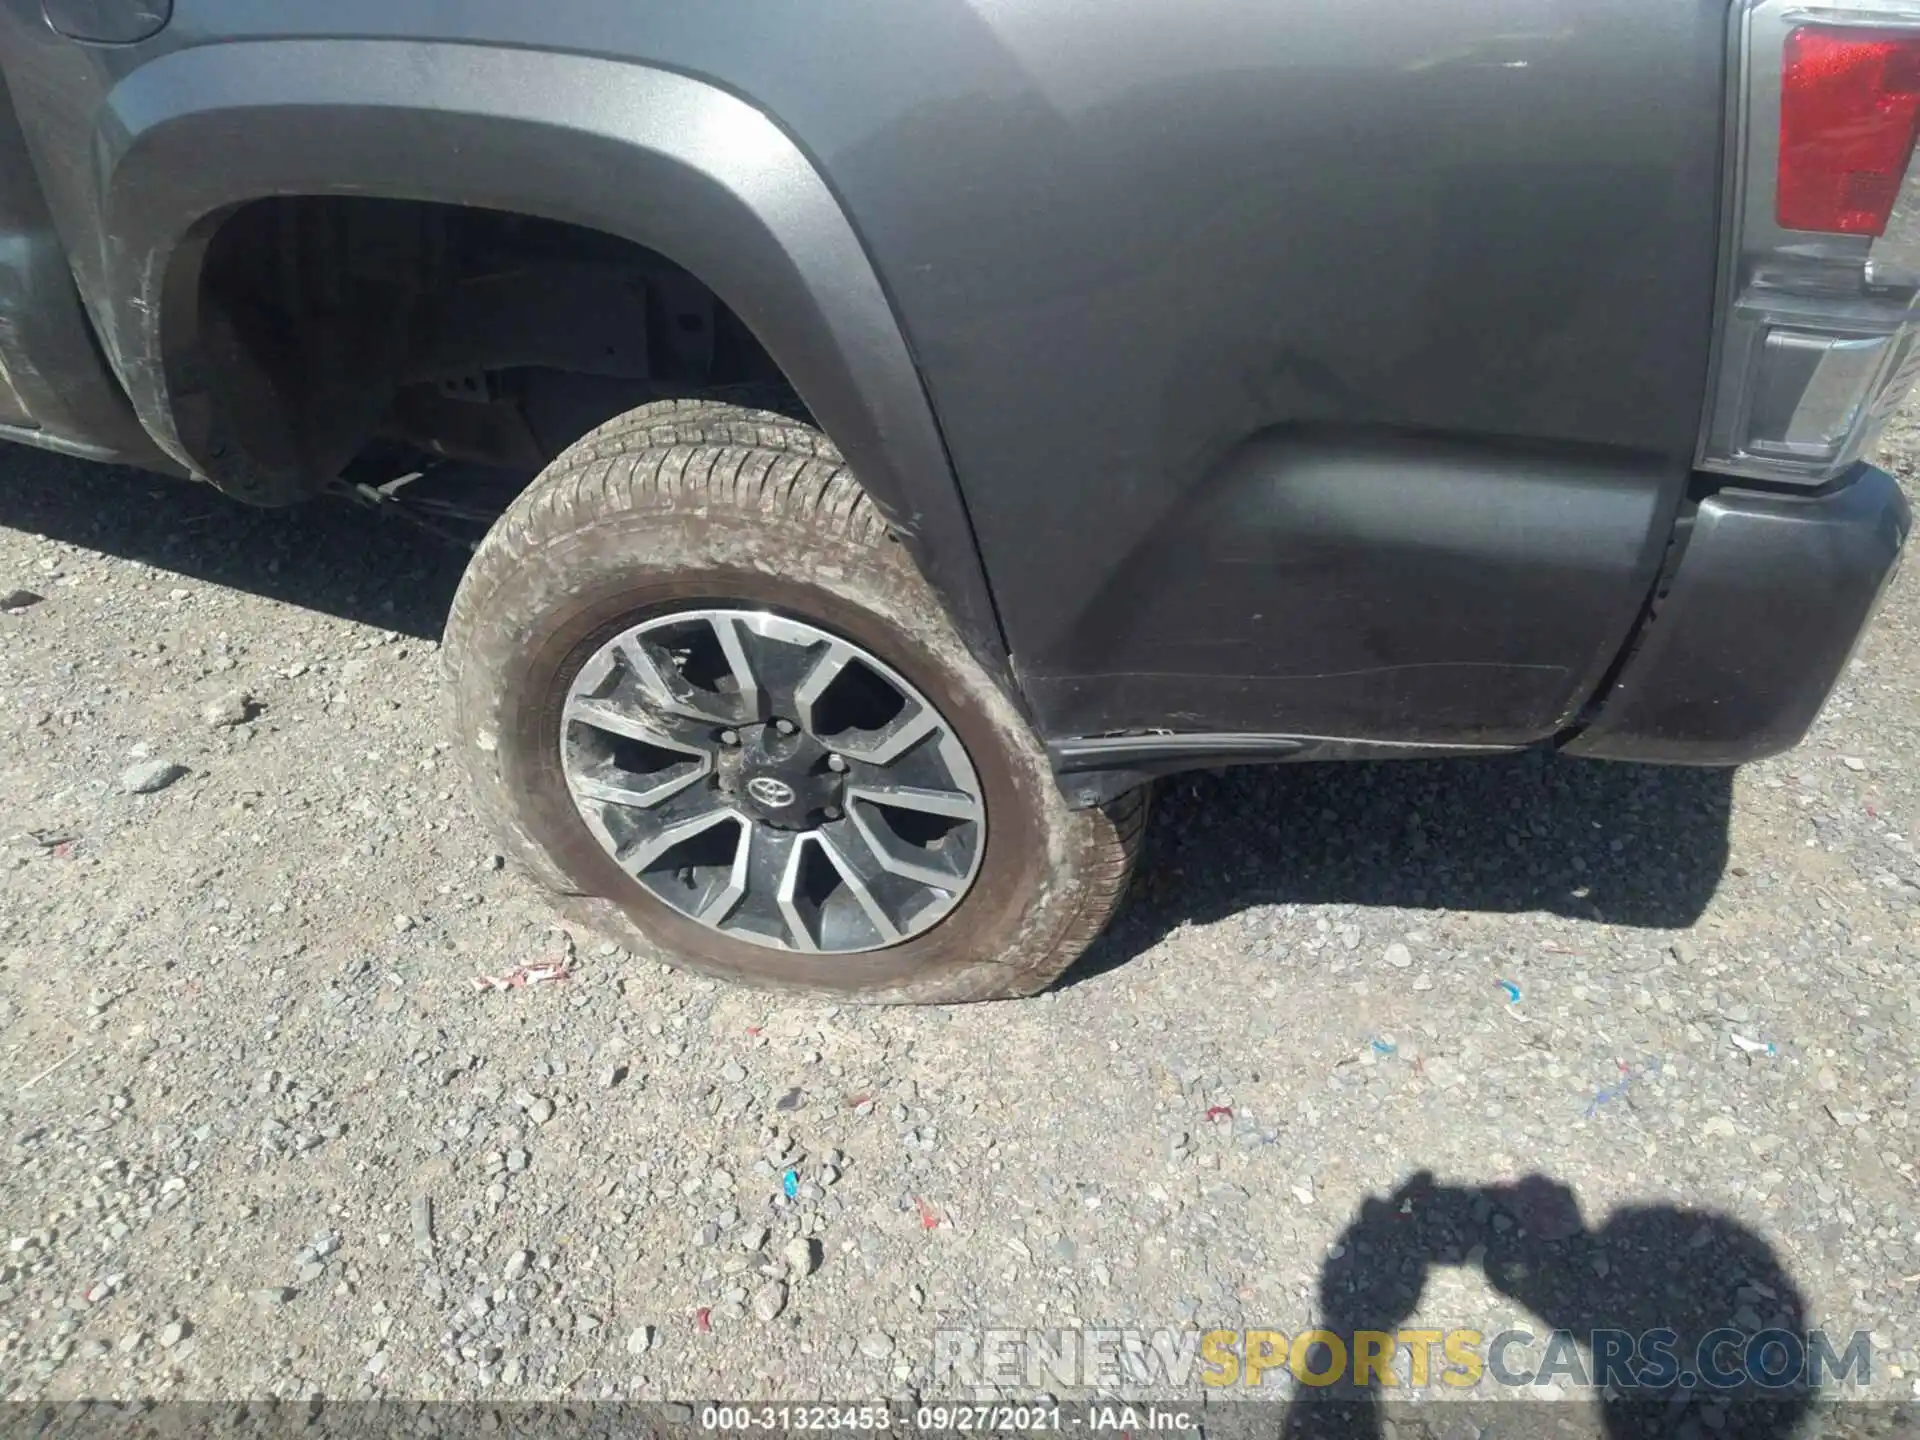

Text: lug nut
xmin=774 ymin=718 xmax=797 ymax=735
xmin=827 ymin=754 xmax=848 ymax=773
xmin=719 ymin=729 xmax=740 ymax=746
xmin=824 ymin=805 xmax=842 ymax=820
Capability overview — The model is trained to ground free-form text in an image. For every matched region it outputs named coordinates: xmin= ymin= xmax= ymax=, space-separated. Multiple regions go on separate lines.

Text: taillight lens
xmin=1779 ymin=26 xmax=1920 ymax=235
xmin=1699 ymin=2 xmax=1920 ymax=487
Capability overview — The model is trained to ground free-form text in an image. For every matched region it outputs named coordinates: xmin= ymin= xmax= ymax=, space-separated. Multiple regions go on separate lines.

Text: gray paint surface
xmin=0 ymin=0 xmax=1732 ymax=745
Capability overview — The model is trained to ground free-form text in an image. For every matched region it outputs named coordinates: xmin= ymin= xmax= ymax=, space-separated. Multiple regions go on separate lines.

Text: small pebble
xmin=411 ymin=1195 xmax=435 ymax=1255
xmin=784 ymin=1236 xmax=819 ymax=1278
xmin=121 ymin=760 xmax=189 ymax=795
xmin=752 ymin=1280 xmax=787 ymax=1322
xmin=201 ymin=691 xmax=255 ymax=728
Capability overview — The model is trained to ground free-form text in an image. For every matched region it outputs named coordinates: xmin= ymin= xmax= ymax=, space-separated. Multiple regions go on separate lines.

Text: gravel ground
xmin=0 ymin=410 xmax=1916 ymax=1415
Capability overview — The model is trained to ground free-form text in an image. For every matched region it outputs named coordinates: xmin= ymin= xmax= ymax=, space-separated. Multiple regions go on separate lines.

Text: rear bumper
xmin=1565 ymin=463 xmax=1909 ymax=765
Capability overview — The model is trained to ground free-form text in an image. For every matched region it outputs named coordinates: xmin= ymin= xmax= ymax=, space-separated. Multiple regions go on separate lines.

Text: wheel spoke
xmin=566 ymin=697 xmax=696 ymax=750
xmin=616 ymin=629 xmax=749 ymax=725
xmin=844 ymin=784 xmax=983 ymax=821
xmin=710 ymin=615 xmax=767 ymax=723
xmin=817 ymin=833 xmax=903 ymax=945
xmin=714 ymin=826 xmax=798 ymax=948
xmin=613 ymin=637 xmax=684 ymax=712
xmin=617 ymin=802 xmax=740 ymax=876
xmin=776 ymin=831 xmax=905 ymax=950
xmin=564 ymin=694 xmax=712 ymax=810
xmin=633 ymin=777 xmax=738 ymax=830
xmin=570 ymin=766 xmax=708 ymax=810
xmin=573 ymin=647 xmax=619 ymax=696
xmin=775 ymin=835 xmax=821 ymax=954
xmin=847 ymin=705 xmax=942 ymax=766
xmin=842 ymin=787 xmax=978 ymax=891
xmin=833 ymin=805 xmax=928 ymax=891
xmin=793 ymin=640 xmax=944 ymax=766
xmin=792 ymin=641 xmax=856 ymax=739
xmin=695 ymin=819 xmax=752 ymax=927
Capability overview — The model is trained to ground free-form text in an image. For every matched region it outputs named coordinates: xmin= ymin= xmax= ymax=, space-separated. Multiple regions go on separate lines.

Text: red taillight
xmin=1705 ymin=4 xmax=1920 ymax=484
xmin=1778 ymin=25 xmax=1920 ymax=235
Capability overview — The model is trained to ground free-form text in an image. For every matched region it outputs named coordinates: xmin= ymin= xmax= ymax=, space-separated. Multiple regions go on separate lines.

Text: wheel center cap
xmin=745 ymin=775 xmax=798 ymax=810
xmin=732 ymin=721 xmax=840 ymax=828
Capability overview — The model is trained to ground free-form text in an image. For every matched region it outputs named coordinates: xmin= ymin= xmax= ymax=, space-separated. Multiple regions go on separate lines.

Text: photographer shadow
xmin=1281 ymin=1173 xmax=1819 ymax=1440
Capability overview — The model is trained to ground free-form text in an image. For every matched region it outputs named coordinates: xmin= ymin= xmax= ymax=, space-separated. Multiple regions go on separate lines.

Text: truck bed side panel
xmin=0 ymin=0 xmax=1726 ymax=744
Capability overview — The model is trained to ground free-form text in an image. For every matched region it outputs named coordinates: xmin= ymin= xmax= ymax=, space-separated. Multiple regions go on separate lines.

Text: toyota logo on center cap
xmin=746 ymin=776 xmax=797 ymax=809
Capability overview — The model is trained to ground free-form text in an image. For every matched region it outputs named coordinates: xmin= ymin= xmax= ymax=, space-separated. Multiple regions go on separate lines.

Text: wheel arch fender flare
xmin=91 ymin=37 xmax=1007 ymax=669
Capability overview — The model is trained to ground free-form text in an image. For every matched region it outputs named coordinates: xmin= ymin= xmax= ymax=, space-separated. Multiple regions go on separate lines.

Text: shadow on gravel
xmin=1072 ymin=750 xmax=1735 ymax=983
xmin=0 ymin=450 xmax=472 ymax=639
xmin=1280 ymin=1171 xmax=1819 ymax=1439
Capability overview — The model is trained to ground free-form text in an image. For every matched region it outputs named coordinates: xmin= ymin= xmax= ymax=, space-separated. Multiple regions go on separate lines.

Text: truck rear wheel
xmin=443 ymin=400 xmax=1147 ymax=1003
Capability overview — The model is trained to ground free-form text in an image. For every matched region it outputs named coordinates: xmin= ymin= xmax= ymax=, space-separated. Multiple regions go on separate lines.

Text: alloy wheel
xmin=560 ymin=609 xmax=986 ymax=953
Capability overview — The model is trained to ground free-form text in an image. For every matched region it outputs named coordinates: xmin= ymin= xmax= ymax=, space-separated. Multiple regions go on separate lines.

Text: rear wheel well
xmin=175 ymin=196 xmax=800 ymax=505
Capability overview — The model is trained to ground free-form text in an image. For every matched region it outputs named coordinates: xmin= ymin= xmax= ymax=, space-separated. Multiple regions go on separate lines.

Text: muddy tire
xmin=443 ymin=399 xmax=1146 ymax=1003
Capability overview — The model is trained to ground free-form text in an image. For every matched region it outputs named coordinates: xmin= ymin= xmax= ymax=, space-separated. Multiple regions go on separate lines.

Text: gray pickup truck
xmin=0 ymin=0 xmax=1913 ymax=1000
